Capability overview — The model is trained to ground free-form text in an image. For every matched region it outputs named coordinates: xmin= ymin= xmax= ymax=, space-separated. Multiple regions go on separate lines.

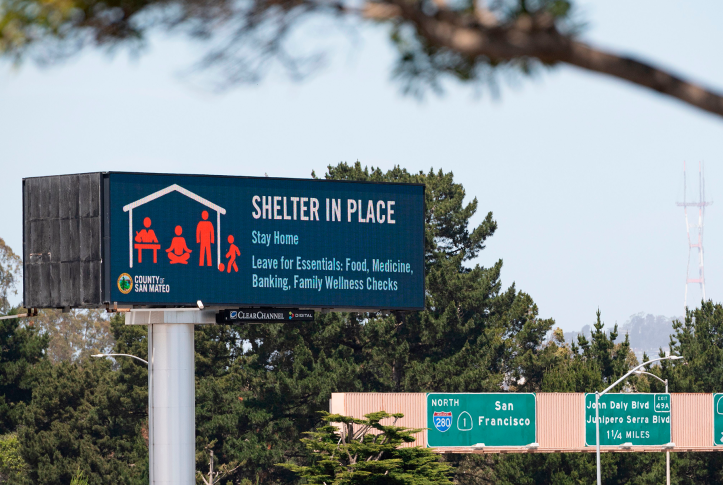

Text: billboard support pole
xmin=128 ymin=308 xmax=214 ymax=485
xmin=148 ymin=315 xmax=196 ymax=485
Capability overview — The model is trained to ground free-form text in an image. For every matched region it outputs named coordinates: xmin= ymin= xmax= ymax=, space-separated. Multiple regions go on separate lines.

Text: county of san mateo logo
xmin=433 ymin=411 xmax=453 ymax=432
xmin=117 ymin=273 xmax=133 ymax=294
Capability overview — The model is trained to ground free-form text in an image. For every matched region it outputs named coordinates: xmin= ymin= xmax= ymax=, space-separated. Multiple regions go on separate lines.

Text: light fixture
xmin=472 ymin=443 xmax=485 ymax=450
xmin=525 ymin=443 xmax=540 ymax=450
xmin=197 ymin=300 xmax=204 ymax=309
xmin=619 ymin=442 xmax=633 ymax=450
xmin=662 ymin=442 xmax=676 ymax=449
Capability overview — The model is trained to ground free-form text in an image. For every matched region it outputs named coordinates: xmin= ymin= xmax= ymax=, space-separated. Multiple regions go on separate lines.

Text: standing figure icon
xmin=196 ymin=210 xmax=215 ymax=267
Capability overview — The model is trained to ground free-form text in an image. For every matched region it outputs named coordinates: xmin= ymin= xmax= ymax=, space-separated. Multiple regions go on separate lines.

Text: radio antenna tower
xmin=677 ymin=161 xmax=712 ymax=309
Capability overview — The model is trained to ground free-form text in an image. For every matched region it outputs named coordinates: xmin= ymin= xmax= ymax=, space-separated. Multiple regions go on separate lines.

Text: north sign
xmin=427 ymin=393 xmax=536 ymax=447
xmin=585 ymin=393 xmax=671 ymax=446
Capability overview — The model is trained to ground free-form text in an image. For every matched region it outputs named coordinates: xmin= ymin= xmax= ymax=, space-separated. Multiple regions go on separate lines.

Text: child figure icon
xmin=220 ymin=235 xmax=240 ymax=273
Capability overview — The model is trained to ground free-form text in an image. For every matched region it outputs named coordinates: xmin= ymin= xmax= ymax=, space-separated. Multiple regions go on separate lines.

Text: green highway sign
xmin=714 ymin=394 xmax=723 ymax=446
xmin=585 ymin=393 xmax=671 ymax=446
xmin=427 ymin=393 xmax=536 ymax=447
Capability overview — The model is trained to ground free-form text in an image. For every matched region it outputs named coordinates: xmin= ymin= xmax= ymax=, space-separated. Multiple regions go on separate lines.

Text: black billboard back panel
xmin=23 ymin=172 xmax=425 ymax=311
xmin=23 ymin=173 xmax=103 ymax=309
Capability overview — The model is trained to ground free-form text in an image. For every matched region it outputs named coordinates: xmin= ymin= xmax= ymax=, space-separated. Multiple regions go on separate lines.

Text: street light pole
xmin=594 ymin=355 xmax=683 ymax=485
xmin=595 ymin=390 xmax=601 ymax=485
xmin=92 ymin=353 xmax=148 ymax=365
xmin=634 ymin=370 xmax=671 ymax=485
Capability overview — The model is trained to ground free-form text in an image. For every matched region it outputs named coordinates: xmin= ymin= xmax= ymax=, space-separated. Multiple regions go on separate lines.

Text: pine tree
xmin=541 ymin=309 xmax=633 ymax=393
xmin=279 ymin=411 xmax=453 ymax=484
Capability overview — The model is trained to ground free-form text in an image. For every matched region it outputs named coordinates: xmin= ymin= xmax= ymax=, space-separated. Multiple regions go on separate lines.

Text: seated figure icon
xmin=134 ymin=217 xmax=160 ymax=263
xmin=166 ymin=226 xmax=192 ymax=264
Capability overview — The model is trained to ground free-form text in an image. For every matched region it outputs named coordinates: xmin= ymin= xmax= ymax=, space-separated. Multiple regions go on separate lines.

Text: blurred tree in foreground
xmin=1 ymin=0 xmax=723 ymax=117
xmin=279 ymin=411 xmax=453 ymax=484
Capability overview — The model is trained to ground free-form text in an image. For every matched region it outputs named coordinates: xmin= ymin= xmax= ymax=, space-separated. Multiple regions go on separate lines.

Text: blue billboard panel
xmin=108 ymin=173 xmax=424 ymax=309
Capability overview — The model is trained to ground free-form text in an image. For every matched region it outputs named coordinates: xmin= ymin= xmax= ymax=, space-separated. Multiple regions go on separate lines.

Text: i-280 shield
xmin=433 ymin=411 xmax=453 ymax=432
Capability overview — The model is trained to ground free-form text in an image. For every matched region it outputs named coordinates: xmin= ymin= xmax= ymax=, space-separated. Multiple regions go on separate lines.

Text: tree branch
xmin=364 ymin=1 xmax=723 ymax=118
xmin=562 ymin=42 xmax=723 ymax=117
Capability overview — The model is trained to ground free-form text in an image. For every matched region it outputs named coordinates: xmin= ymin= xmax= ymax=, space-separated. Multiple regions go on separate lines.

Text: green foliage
xmin=18 ymin=314 xmax=148 ymax=485
xmin=662 ymin=301 xmax=723 ymax=393
xmin=0 ymin=307 xmax=49 ymax=434
xmin=541 ymin=309 xmax=634 ymax=393
xmin=71 ymin=468 xmax=90 ymax=485
xmin=0 ymin=433 xmax=25 ymax=481
xmin=279 ymin=411 xmax=452 ymax=484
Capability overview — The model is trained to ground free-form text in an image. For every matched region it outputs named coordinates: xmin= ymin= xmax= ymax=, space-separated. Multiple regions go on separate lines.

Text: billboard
xmin=24 ymin=172 xmax=425 ymax=310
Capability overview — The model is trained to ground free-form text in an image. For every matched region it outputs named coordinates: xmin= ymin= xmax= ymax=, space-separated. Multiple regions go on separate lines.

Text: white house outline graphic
xmin=123 ymin=184 xmax=227 ymax=268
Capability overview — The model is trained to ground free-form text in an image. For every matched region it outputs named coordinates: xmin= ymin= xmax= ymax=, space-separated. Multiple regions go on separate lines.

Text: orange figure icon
xmin=196 ymin=210 xmax=215 ymax=266
xmin=166 ymin=226 xmax=192 ymax=264
xmin=225 ymin=235 xmax=240 ymax=273
xmin=134 ymin=217 xmax=160 ymax=263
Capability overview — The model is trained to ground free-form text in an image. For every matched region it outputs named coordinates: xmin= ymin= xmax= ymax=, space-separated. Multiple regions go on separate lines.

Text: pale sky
xmin=2 ymin=1 xmax=722 ymax=332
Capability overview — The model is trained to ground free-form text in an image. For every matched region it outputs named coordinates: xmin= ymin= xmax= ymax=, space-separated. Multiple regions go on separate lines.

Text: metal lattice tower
xmin=677 ymin=161 xmax=712 ymax=309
